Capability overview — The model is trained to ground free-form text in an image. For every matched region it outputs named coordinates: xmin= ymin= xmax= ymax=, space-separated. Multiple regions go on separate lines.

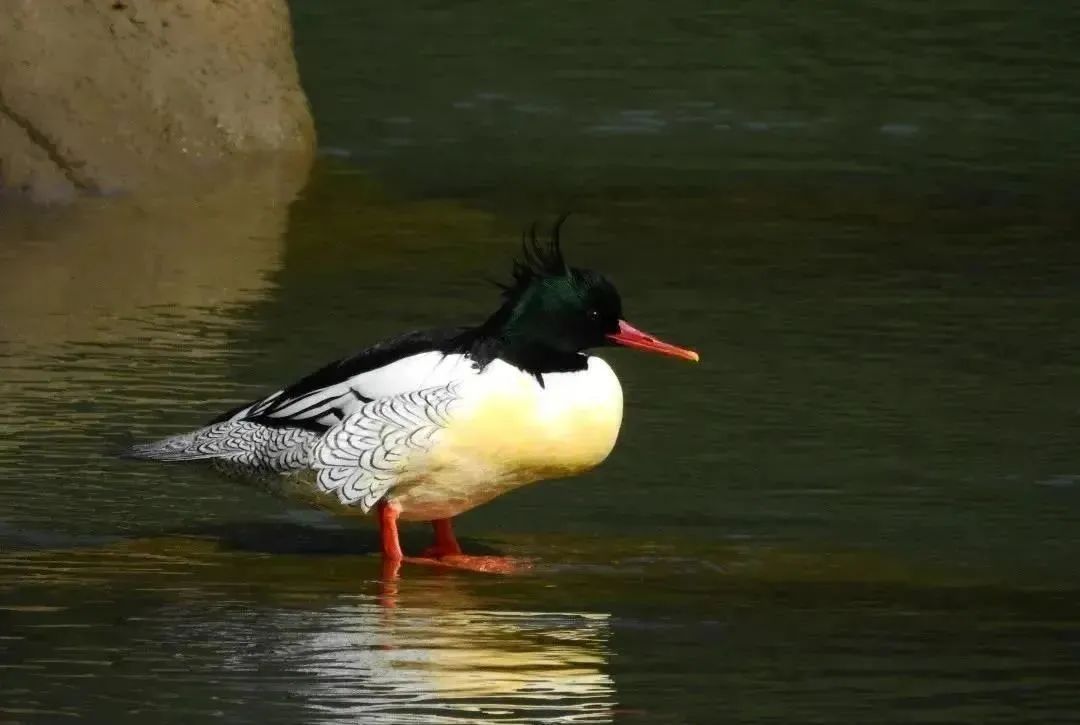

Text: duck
xmin=125 ymin=217 xmax=698 ymax=574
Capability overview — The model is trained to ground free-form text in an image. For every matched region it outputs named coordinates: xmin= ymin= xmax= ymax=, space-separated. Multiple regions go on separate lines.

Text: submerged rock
xmin=0 ymin=0 xmax=315 ymax=202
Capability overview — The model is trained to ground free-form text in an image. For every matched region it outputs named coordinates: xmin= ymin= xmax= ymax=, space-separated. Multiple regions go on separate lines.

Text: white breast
xmin=391 ymin=356 xmax=624 ymax=520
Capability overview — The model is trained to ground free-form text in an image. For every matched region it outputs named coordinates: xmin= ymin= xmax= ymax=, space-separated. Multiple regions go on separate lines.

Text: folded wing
xmin=221 ymin=347 xmax=471 ymax=432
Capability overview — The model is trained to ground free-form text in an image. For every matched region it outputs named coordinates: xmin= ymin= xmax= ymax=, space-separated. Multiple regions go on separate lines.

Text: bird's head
xmin=491 ymin=216 xmax=699 ymax=364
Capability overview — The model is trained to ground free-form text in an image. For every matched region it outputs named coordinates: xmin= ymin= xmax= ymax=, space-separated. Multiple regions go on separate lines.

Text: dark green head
xmin=504 ymin=263 xmax=624 ymax=355
xmin=485 ymin=217 xmax=698 ymax=370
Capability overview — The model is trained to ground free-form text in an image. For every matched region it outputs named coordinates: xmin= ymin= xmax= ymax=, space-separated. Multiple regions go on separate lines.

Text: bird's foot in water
xmin=379 ymin=511 xmax=530 ymax=576
xmin=405 ymin=554 xmax=532 ymax=574
xmin=419 ymin=542 xmax=461 ymax=559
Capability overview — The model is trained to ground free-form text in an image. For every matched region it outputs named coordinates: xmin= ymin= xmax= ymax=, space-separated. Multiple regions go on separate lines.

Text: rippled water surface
xmin=3 ymin=2 xmax=1080 ymax=723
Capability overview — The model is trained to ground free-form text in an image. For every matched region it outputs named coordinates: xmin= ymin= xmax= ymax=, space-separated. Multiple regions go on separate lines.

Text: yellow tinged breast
xmin=391 ymin=358 xmax=624 ymax=520
xmin=438 ymin=374 xmax=623 ymax=481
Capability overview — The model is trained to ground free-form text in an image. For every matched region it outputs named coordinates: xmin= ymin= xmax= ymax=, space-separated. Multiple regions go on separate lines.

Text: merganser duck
xmin=126 ymin=218 xmax=698 ymax=573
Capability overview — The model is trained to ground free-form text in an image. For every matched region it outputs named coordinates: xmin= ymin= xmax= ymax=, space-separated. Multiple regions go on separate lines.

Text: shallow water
xmin=3 ymin=2 xmax=1080 ymax=723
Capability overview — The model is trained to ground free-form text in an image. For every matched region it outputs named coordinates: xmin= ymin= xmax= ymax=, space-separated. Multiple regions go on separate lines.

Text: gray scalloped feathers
xmin=311 ymin=384 xmax=462 ymax=512
xmin=124 ymin=421 xmax=318 ymax=472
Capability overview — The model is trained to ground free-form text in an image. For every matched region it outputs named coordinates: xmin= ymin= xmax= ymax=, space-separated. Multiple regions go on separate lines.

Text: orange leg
xmin=422 ymin=518 xmax=463 ymax=558
xmin=377 ymin=500 xmax=404 ymax=561
xmin=423 ymin=518 xmax=528 ymax=574
xmin=377 ymin=503 xmax=530 ymax=576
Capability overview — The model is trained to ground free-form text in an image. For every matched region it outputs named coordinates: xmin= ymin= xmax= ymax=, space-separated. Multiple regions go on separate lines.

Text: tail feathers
xmin=122 ymin=424 xmax=243 ymax=462
xmin=122 ymin=421 xmax=318 ymax=472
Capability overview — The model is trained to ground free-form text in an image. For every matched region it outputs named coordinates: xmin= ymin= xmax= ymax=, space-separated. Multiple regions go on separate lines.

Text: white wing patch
xmin=239 ymin=352 xmax=471 ymax=431
xmin=310 ymin=384 xmax=461 ymax=512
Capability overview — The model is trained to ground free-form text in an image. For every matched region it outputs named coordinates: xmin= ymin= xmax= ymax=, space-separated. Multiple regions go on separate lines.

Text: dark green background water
xmin=2 ymin=2 xmax=1080 ymax=723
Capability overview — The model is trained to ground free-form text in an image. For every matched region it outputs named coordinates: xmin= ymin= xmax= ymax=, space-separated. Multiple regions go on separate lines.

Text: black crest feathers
xmin=500 ymin=214 xmax=571 ymax=299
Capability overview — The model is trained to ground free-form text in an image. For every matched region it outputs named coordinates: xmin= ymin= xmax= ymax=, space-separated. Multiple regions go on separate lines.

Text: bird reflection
xmin=289 ymin=607 xmax=613 ymax=723
xmin=261 ymin=576 xmax=615 ymax=724
xmin=0 ymin=530 xmax=616 ymax=723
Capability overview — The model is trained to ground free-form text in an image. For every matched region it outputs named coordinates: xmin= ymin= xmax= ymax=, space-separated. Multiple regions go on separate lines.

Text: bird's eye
xmin=587 ymin=309 xmax=601 ymax=321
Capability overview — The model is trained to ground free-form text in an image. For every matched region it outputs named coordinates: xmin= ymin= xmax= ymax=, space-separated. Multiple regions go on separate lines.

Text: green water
xmin=3 ymin=2 xmax=1080 ymax=722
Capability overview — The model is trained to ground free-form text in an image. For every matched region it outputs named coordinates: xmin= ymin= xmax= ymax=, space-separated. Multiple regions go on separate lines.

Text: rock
xmin=0 ymin=0 xmax=315 ymax=202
